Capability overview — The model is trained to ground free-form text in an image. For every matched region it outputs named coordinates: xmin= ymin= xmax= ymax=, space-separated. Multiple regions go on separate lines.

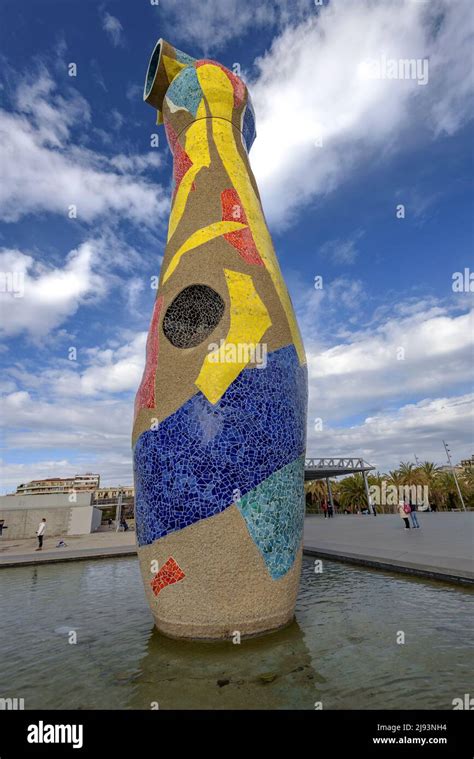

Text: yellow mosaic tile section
xmin=167 ymin=99 xmax=210 ymax=242
xmin=163 ymin=220 xmax=247 ymax=283
xmin=195 ymin=269 xmax=272 ymax=404
xmin=196 ymin=64 xmax=305 ymax=365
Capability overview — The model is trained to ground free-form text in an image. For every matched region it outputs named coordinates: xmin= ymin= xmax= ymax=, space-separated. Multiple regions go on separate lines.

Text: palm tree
xmin=337 ymin=474 xmax=368 ymax=512
xmin=418 ymin=461 xmax=442 ymax=481
xmin=460 ymin=468 xmax=474 ymax=510
xmin=305 ymin=479 xmax=327 ymax=513
xmin=398 ymin=461 xmax=423 ymax=486
xmin=417 ymin=461 xmax=443 ymax=509
xmin=387 ymin=469 xmax=404 ymax=487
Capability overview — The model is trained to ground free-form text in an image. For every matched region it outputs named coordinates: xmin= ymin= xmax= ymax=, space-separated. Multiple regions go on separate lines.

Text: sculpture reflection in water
xmin=127 ymin=619 xmax=318 ymax=710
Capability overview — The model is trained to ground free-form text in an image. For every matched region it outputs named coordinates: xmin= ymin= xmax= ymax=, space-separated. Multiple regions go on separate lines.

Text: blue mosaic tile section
xmin=134 ymin=344 xmax=307 ymax=547
xmin=166 ymin=66 xmax=203 ymax=117
xmin=175 ymin=50 xmax=196 ymax=67
xmin=236 ymin=456 xmax=305 ymax=579
xmin=242 ymin=99 xmax=256 ymax=152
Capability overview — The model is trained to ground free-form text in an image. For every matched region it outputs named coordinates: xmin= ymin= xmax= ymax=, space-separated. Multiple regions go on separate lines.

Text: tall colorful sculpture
xmin=133 ymin=38 xmax=307 ymax=639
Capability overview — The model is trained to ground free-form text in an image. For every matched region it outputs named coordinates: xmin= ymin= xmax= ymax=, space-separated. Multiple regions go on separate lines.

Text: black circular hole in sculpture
xmin=162 ymin=285 xmax=225 ymax=349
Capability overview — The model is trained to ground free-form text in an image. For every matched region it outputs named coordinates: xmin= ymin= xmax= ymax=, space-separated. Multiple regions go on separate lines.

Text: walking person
xmin=321 ymin=501 xmax=328 ymax=519
xmin=398 ymin=500 xmax=411 ymax=530
xmin=409 ymin=498 xmax=420 ymax=528
xmin=35 ymin=518 xmax=46 ymax=550
xmin=327 ymin=502 xmax=334 ymax=518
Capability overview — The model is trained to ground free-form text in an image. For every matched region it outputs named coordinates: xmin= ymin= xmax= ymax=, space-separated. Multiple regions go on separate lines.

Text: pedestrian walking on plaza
xmin=35 ymin=518 xmax=46 ymax=550
xmin=327 ymin=502 xmax=334 ymax=518
xmin=321 ymin=501 xmax=328 ymax=519
xmin=398 ymin=500 xmax=411 ymax=529
xmin=409 ymin=498 xmax=420 ymax=528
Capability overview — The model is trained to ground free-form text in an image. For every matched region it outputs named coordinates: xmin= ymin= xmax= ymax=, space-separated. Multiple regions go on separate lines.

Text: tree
xmin=397 ymin=461 xmax=423 ymax=486
xmin=305 ymin=479 xmax=327 ymax=513
xmin=337 ymin=474 xmax=368 ymax=512
xmin=417 ymin=461 xmax=443 ymax=509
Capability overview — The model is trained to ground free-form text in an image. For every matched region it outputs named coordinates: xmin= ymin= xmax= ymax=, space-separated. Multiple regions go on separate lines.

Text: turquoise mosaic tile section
xmin=166 ymin=66 xmax=203 ymax=117
xmin=237 ymin=456 xmax=305 ymax=580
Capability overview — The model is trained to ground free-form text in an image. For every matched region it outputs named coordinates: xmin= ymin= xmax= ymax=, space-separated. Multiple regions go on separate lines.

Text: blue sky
xmin=0 ymin=0 xmax=473 ymax=491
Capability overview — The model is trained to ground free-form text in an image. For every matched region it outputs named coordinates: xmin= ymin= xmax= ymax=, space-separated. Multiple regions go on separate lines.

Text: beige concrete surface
xmin=304 ymin=512 xmax=474 ymax=584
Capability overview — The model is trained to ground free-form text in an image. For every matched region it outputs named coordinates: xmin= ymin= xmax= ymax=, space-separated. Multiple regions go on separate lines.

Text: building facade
xmin=16 ymin=474 xmax=100 ymax=496
xmin=93 ymin=486 xmax=134 ymax=502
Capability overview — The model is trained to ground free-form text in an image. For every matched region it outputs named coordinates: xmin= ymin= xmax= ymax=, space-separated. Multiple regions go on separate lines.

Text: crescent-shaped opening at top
xmin=144 ymin=39 xmax=162 ymax=101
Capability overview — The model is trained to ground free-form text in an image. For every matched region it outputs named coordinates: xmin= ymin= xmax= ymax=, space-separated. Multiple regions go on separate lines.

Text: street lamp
xmin=442 ymin=441 xmax=466 ymax=511
xmin=115 ymin=488 xmax=123 ymax=531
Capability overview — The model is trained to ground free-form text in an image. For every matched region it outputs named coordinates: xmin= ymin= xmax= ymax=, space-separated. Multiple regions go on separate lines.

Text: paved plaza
xmin=304 ymin=512 xmax=473 ymax=584
xmin=0 ymin=513 xmax=472 ymax=584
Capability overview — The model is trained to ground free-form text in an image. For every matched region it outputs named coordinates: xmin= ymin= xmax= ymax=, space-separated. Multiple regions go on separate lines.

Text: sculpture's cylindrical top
xmin=143 ymin=37 xmax=256 ymax=153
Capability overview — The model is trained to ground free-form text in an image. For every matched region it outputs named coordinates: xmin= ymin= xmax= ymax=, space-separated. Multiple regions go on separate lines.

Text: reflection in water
xmin=128 ymin=620 xmax=316 ymax=710
xmin=0 ymin=556 xmax=472 ymax=710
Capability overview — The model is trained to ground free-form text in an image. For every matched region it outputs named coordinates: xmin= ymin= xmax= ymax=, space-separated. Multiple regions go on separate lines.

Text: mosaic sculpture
xmin=133 ymin=38 xmax=308 ymax=639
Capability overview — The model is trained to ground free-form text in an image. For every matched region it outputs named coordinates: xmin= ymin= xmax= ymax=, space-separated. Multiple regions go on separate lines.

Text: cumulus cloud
xmin=0 ymin=70 xmax=168 ymax=225
xmin=54 ymin=332 xmax=147 ymax=397
xmin=305 ymin=305 xmax=474 ymax=422
xmin=307 ymin=394 xmax=474 ymax=472
xmin=249 ymin=0 xmax=474 ymax=227
xmin=0 ymin=243 xmax=107 ymax=338
xmin=0 ymin=389 xmax=135 ymax=493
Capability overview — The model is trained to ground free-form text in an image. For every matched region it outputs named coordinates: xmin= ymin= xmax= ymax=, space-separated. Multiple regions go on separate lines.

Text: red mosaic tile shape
xmin=165 ymin=120 xmax=195 ymax=199
xmin=134 ymin=295 xmax=164 ymax=421
xmin=150 ymin=556 xmax=186 ymax=597
xmin=221 ymin=188 xmax=264 ymax=266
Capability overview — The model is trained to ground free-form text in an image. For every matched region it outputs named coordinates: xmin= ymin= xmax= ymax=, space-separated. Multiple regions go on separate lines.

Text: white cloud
xmin=0 ymin=71 xmax=168 ymax=224
xmin=102 ymin=12 xmax=124 ymax=47
xmin=249 ymin=0 xmax=474 ymax=228
xmin=55 ymin=332 xmax=147 ymax=397
xmin=160 ymin=0 xmax=311 ymax=54
xmin=307 ymin=394 xmax=474 ymax=473
xmin=0 ymin=387 xmax=135 ymax=493
xmin=109 ymin=152 xmax=162 ymax=173
xmin=319 ymin=231 xmax=364 ymax=265
xmin=1 ymin=390 xmax=133 ymax=453
xmin=305 ymin=305 xmax=474 ymax=422
xmin=0 ymin=243 xmax=106 ymax=338
xmin=14 ymin=70 xmax=90 ymax=147
xmin=3 ymin=330 xmax=147 ymax=396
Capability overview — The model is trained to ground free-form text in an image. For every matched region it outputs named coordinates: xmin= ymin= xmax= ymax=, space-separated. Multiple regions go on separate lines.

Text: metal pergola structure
xmin=304 ymin=457 xmax=376 ymax=512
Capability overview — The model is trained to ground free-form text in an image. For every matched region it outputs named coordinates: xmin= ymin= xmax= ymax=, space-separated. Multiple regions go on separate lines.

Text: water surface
xmin=1 ymin=557 xmax=472 ymax=709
